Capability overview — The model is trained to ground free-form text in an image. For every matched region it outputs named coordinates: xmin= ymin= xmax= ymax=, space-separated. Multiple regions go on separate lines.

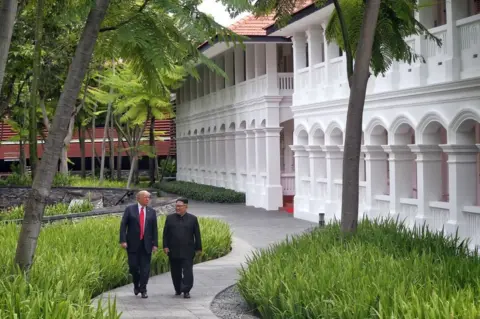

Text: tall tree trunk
xmin=15 ymin=0 xmax=111 ymax=270
xmin=99 ymin=100 xmax=112 ymax=183
xmin=340 ymin=0 xmax=381 ymax=234
xmin=149 ymin=116 xmax=155 ymax=185
xmin=126 ymin=154 xmax=137 ymax=189
xmin=108 ymin=112 xmax=115 ymax=179
xmin=91 ymin=103 xmax=97 ymax=177
xmin=116 ymin=126 xmax=122 ymax=180
xmin=59 ymin=116 xmax=76 ymax=174
xmin=0 ymin=0 xmax=17 ymax=93
xmin=79 ymin=123 xmax=86 ymax=177
xmin=19 ymin=139 xmax=25 ymax=175
xmin=29 ymin=0 xmax=45 ymax=178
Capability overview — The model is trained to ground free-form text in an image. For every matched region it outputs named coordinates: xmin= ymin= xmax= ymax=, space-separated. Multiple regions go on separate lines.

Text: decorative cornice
xmin=408 ymin=144 xmax=442 ymax=154
xmin=439 ymin=144 xmax=479 ymax=154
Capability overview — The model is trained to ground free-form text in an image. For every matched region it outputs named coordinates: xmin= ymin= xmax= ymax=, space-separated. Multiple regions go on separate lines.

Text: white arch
xmin=308 ymin=123 xmax=325 ymax=145
xmin=416 ymin=111 xmax=448 ymax=144
xmin=448 ymin=108 xmax=480 ymax=144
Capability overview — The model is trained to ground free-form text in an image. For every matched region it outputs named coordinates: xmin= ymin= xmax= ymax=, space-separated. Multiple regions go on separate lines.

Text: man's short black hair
xmin=177 ymin=198 xmax=188 ymax=205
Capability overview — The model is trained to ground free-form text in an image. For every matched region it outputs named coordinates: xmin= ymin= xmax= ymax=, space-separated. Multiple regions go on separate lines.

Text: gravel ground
xmin=210 ymin=284 xmax=260 ymax=319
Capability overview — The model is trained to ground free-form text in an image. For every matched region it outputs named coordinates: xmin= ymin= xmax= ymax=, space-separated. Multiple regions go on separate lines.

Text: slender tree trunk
xmin=0 ymin=0 xmax=17 ymax=93
xmin=149 ymin=116 xmax=155 ymax=185
xmin=91 ymin=103 xmax=97 ymax=177
xmin=116 ymin=126 xmax=122 ymax=180
xmin=340 ymin=0 xmax=381 ymax=234
xmin=126 ymin=154 xmax=137 ymax=189
xmin=15 ymin=0 xmax=111 ymax=270
xmin=99 ymin=100 xmax=112 ymax=183
xmin=19 ymin=139 xmax=25 ymax=175
xmin=108 ymin=113 xmax=115 ymax=179
xmin=29 ymin=0 xmax=45 ymax=178
xmin=60 ymin=116 xmax=76 ymax=174
xmin=79 ymin=123 xmax=86 ymax=177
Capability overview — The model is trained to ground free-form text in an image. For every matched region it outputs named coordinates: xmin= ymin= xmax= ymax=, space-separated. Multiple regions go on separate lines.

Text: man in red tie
xmin=119 ymin=190 xmax=158 ymax=298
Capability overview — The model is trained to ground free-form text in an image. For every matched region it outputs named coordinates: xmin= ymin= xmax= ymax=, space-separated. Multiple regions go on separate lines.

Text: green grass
xmin=155 ymin=181 xmax=245 ymax=203
xmin=0 ymin=200 xmax=95 ymax=221
xmin=0 ymin=215 xmax=232 ymax=318
xmin=238 ymin=219 xmax=480 ymax=318
xmin=0 ymin=173 xmax=128 ymax=188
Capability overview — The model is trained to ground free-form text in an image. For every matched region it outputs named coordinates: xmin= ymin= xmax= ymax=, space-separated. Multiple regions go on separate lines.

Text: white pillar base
xmin=263 ymin=184 xmax=283 ymax=210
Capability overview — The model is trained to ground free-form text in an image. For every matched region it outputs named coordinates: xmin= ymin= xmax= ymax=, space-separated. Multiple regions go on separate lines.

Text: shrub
xmin=0 ymin=173 xmax=127 ymax=188
xmin=156 ymin=181 xmax=245 ymax=203
xmin=0 ymin=215 xmax=231 ymax=318
xmin=0 ymin=200 xmax=95 ymax=221
xmin=237 ymin=219 xmax=480 ymax=318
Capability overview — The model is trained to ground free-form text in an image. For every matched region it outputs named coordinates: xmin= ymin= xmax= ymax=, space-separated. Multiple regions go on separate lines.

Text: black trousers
xmin=127 ymin=241 xmax=152 ymax=293
xmin=169 ymin=257 xmax=194 ymax=293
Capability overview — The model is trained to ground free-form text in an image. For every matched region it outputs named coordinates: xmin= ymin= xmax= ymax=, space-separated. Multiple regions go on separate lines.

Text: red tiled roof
xmin=198 ymin=0 xmax=316 ymax=49
xmin=227 ymin=14 xmax=276 ymax=36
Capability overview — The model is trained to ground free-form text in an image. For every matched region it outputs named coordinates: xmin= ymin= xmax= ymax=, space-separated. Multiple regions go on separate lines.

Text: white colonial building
xmin=175 ymin=0 xmax=480 ymax=248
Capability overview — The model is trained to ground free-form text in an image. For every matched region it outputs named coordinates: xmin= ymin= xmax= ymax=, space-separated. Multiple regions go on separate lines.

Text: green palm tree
xmin=88 ymin=61 xmax=183 ymax=188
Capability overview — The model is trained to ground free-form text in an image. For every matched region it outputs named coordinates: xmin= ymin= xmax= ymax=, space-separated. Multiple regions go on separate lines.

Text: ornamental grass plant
xmin=0 ymin=201 xmax=95 ymax=221
xmin=156 ymin=181 xmax=245 ymax=203
xmin=0 ymin=215 xmax=232 ymax=318
xmin=237 ymin=219 xmax=480 ymax=318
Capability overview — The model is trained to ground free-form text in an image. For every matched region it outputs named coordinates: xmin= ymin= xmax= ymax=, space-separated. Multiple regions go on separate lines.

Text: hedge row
xmin=0 ymin=200 xmax=94 ymax=221
xmin=156 ymin=181 xmax=245 ymax=203
xmin=238 ymin=219 xmax=480 ymax=318
xmin=0 ymin=215 xmax=232 ymax=318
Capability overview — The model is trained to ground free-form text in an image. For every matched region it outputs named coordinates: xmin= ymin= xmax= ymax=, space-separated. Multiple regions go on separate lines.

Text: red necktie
xmin=139 ymin=207 xmax=145 ymax=240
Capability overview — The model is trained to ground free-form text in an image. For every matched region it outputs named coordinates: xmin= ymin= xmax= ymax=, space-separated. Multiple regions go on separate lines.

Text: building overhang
xmin=199 ymin=35 xmax=292 ymax=59
xmin=265 ymin=1 xmax=334 ymax=36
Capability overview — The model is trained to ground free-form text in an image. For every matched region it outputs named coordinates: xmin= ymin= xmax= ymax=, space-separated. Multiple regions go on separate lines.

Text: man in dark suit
xmin=162 ymin=198 xmax=202 ymax=299
xmin=119 ymin=190 xmax=158 ymax=299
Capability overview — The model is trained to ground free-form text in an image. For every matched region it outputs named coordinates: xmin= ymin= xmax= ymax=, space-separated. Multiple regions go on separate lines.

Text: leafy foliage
xmin=238 ymin=218 xmax=480 ymax=318
xmin=156 ymin=181 xmax=246 ymax=203
xmin=325 ymin=0 xmax=441 ymax=76
xmin=0 ymin=200 xmax=94 ymax=221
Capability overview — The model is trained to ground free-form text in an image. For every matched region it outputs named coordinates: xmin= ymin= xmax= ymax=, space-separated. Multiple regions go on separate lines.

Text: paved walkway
xmin=94 ymin=202 xmax=315 ymax=318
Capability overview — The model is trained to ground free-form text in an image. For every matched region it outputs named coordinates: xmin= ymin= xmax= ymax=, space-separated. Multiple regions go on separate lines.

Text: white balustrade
xmin=281 ymin=172 xmax=295 ymax=195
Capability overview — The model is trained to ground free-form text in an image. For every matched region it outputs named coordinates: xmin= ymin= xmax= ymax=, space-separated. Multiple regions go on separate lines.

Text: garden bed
xmin=0 ymin=215 xmax=232 ymax=318
xmin=238 ymin=219 xmax=480 ymax=318
xmin=155 ymin=181 xmax=245 ymax=203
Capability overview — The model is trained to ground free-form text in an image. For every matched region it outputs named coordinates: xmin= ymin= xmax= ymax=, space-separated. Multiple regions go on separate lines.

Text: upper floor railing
xmin=177 ymin=73 xmax=294 ymax=118
xmin=293 ymin=14 xmax=480 ymax=105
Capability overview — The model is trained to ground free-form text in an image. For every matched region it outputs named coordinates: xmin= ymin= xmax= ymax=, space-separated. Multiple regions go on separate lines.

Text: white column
xmin=234 ymin=46 xmax=245 ymax=84
xmin=363 ymin=145 xmax=388 ymax=218
xmin=305 ymin=145 xmax=325 ymax=218
xmin=382 ymin=145 xmax=416 ymax=218
xmin=245 ymin=130 xmax=256 ymax=206
xmin=409 ymin=145 xmax=443 ymax=227
xmin=216 ymin=56 xmax=224 ymax=90
xmin=246 ymin=44 xmax=255 ymax=80
xmin=265 ymin=43 xmax=279 ymax=95
xmin=290 ymin=145 xmax=309 ymax=218
xmin=264 ymin=127 xmax=283 ymax=210
xmin=322 ymin=145 xmax=343 ymax=221
xmin=254 ymin=128 xmax=266 ymax=208
xmin=216 ymin=133 xmax=225 ymax=187
xmin=413 ymin=10 xmax=428 ymax=86
xmin=235 ymin=130 xmax=246 ymax=191
xmin=204 ymin=135 xmax=210 ymax=185
xmin=254 ymin=43 xmax=266 ymax=77
xmin=203 ymin=66 xmax=210 ymax=95
xmin=292 ymin=32 xmax=307 ymax=88
xmin=440 ymin=145 xmax=478 ymax=238
xmin=445 ymin=0 xmax=462 ymax=82
xmin=224 ymin=132 xmax=236 ymax=190
xmin=306 ymin=26 xmax=323 ymax=87
xmin=210 ymin=133 xmax=217 ymax=186
xmin=225 ymin=50 xmax=234 ymax=87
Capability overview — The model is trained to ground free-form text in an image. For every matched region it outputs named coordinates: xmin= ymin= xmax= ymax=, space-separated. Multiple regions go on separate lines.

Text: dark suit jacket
xmin=119 ymin=204 xmax=158 ymax=254
xmin=162 ymin=212 xmax=202 ymax=259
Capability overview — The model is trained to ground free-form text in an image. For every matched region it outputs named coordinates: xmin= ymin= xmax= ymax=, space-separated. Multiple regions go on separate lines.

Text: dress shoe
xmin=183 ymin=292 xmax=190 ymax=299
xmin=141 ymin=292 xmax=148 ymax=299
xmin=175 ymin=291 xmax=181 ymax=296
xmin=134 ymin=288 xmax=140 ymax=296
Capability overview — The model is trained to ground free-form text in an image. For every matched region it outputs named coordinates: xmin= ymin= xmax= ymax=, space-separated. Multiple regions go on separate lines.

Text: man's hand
xmin=163 ymin=247 xmax=169 ymax=254
xmin=152 ymin=246 xmax=158 ymax=253
xmin=120 ymin=242 xmax=127 ymax=249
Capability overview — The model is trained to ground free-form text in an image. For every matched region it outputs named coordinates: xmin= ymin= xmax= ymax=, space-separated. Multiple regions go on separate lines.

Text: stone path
xmin=94 ymin=202 xmax=315 ymax=318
